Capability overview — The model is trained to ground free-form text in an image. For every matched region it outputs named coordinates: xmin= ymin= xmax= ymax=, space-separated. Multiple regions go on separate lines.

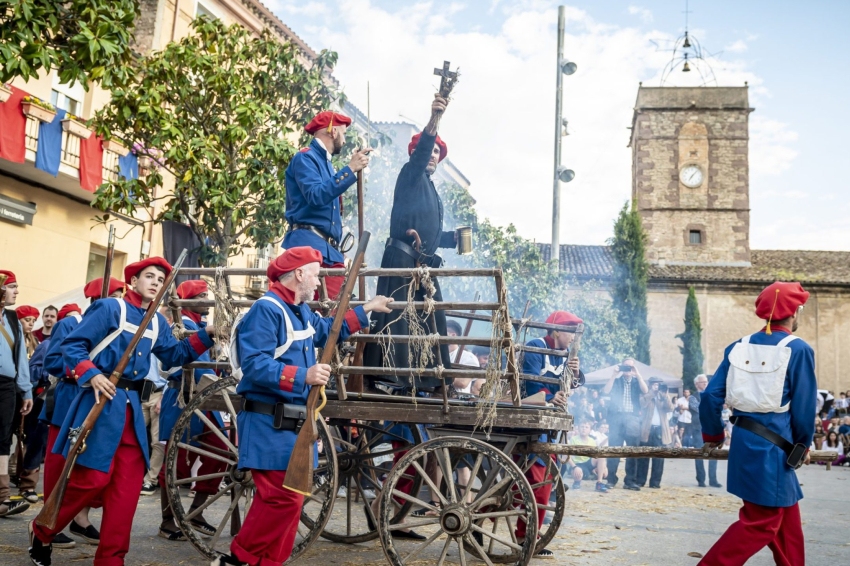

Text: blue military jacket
xmin=282 ymin=138 xmax=356 ymax=264
xmin=158 ymin=314 xmax=220 ymax=442
xmin=57 ymin=295 xmax=214 ymax=473
xmin=522 ymin=336 xmax=585 ymax=401
xmin=700 ymin=328 xmax=816 ymax=507
xmin=234 ymin=288 xmax=367 ymax=471
xmin=40 ymin=313 xmax=83 ymax=426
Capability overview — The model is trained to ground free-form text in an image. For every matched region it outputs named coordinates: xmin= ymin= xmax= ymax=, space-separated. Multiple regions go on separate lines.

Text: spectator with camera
xmin=602 ymin=358 xmax=647 ymax=490
xmin=635 ymin=377 xmax=674 ymax=488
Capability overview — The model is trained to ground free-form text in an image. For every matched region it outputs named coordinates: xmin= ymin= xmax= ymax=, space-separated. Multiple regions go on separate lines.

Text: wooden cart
xmin=161 ymin=265 xmax=582 ymax=566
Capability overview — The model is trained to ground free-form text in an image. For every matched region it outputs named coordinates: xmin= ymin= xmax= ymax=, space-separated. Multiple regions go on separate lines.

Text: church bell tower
xmin=629 ymin=86 xmax=753 ymax=266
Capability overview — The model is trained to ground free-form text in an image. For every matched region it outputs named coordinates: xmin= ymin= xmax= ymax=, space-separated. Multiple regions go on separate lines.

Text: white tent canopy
xmin=584 ymin=360 xmax=683 ymax=392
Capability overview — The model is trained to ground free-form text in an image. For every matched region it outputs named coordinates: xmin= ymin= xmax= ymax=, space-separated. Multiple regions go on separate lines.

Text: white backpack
xmin=725 ymin=333 xmax=798 ymax=413
xmin=229 ymin=296 xmax=315 ymax=380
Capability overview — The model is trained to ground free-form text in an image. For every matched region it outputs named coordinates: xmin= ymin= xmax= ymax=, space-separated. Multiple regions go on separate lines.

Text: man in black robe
xmin=364 ymin=95 xmax=457 ymax=391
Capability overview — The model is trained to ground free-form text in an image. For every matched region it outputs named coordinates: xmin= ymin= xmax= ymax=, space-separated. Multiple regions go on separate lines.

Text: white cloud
xmin=750 ymin=116 xmax=799 ymax=176
xmin=725 ymin=39 xmax=748 ymax=53
xmin=269 ymin=0 xmax=802 ymax=249
xmin=628 ymin=5 xmax=653 ymax=23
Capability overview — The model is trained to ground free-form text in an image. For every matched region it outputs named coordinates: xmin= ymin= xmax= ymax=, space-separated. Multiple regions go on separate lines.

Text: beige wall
xmin=0 ymin=176 xmax=144 ymax=304
xmin=648 ymin=285 xmax=850 ymax=393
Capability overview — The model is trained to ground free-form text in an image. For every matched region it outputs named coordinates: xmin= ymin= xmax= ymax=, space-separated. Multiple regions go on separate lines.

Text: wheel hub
xmin=440 ymin=505 xmax=470 ymax=536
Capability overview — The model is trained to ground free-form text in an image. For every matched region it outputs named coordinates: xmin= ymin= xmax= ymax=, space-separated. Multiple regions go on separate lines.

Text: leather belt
xmin=115 ymin=378 xmax=154 ymax=402
xmin=730 ymin=415 xmax=808 ymax=469
xmin=243 ymin=399 xmax=307 ymax=431
xmin=386 ymin=238 xmax=443 ymax=268
xmin=290 ymin=223 xmax=338 ymax=250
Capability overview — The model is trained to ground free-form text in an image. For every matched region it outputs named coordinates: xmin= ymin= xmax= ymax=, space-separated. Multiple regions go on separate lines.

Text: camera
xmin=619 ymin=364 xmax=632 ymax=373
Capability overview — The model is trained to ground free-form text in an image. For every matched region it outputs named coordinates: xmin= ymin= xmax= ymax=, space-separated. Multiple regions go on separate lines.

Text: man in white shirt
xmin=446 ymin=320 xmax=480 ymax=394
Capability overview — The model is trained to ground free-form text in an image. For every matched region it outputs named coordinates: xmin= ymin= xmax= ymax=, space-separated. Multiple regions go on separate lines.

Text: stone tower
xmin=630 ymin=86 xmax=753 ymax=266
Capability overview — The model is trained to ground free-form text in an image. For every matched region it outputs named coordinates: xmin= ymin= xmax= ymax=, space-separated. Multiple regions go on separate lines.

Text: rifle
xmin=562 ymin=323 xmax=585 ymax=408
xmin=37 ymin=249 xmax=189 ymax=529
xmin=100 ymin=225 xmax=116 ymax=299
xmin=14 ymin=418 xmax=26 ymax=484
xmin=283 ymin=232 xmax=370 ymax=496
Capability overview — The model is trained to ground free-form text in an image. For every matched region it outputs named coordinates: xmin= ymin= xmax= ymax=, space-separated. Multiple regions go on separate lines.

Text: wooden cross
xmin=434 ymin=60 xmax=459 ymax=98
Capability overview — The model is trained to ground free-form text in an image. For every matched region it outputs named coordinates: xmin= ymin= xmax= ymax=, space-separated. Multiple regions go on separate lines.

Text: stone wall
xmin=647 ymin=284 xmax=850 ymax=394
xmin=631 ymin=87 xmax=751 ymax=265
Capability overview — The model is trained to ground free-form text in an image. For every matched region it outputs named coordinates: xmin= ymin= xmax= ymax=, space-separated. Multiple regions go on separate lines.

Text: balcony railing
xmin=20 ymin=115 xmax=134 ymax=192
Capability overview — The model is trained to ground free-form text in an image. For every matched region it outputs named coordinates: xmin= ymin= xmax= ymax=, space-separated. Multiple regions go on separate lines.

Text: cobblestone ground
xmin=1 ymin=458 xmax=848 ymax=565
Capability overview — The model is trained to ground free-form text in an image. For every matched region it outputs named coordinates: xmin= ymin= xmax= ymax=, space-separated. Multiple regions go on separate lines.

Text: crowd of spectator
xmin=560 ymin=361 xmax=724 ymax=491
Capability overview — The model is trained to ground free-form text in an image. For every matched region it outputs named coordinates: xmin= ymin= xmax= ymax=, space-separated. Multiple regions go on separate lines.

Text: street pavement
xmin=1 ymin=458 xmax=848 ymax=565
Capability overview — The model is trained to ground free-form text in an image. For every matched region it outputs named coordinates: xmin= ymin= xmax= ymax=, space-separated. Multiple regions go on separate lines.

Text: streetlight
xmin=552 ymin=5 xmax=577 ymax=260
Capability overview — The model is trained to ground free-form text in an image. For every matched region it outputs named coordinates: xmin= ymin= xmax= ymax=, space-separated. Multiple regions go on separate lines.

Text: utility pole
xmin=551 ymin=5 xmax=576 ymax=266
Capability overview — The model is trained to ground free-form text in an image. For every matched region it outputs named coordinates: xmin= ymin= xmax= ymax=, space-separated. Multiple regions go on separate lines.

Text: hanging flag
xmin=118 ymin=151 xmax=138 ymax=180
xmin=79 ymin=134 xmax=105 ymax=192
xmin=0 ymin=86 xmax=27 ymax=164
xmin=35 ymin=108 xmax=67 ymax=176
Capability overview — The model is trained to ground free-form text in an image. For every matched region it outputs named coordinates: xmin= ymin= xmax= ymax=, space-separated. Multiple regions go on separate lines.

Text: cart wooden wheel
xmin=165 ymin=376 xmax=337 ymax=563
xmin=319 ymin=421 xmax=424 ymax=543
xmin=377 ymin=437 xmax=538 ymax=566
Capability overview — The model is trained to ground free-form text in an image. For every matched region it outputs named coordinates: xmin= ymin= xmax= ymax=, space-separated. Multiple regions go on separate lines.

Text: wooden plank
xmin=179 ymin=267 xmax=502 ymax=277
xmin=172 ymin=299 xmax=498 ymax=311
xmin=524 ymin=443 xmax=839 ymax=463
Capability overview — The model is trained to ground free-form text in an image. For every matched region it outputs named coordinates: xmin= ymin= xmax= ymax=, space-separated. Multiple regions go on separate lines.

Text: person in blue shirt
xmin=0 ymin=270 xmax=33 ymax=519
xmin=698 ymin=281 xmax=816 ymax=566
xmin=517 ymin=310 xmax=586 ymax=558
xmin=29 ymin=258 xmax=218 ymax=566
xmin=155 ymin=278 xmax=225 ymax=541
xmin=212 ymin=247 xmax=391 ymax=566
xmin=282 ymin=110 xmax=372 ymax=299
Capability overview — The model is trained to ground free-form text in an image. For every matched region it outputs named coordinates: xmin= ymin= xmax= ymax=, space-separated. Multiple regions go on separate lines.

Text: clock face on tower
xmin=680 ymin=164 xmax=704 ymax=188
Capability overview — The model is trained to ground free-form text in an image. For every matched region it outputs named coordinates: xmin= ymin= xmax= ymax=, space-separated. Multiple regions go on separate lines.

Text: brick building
xmin=544 ymin=86 xmax=850 ymax=393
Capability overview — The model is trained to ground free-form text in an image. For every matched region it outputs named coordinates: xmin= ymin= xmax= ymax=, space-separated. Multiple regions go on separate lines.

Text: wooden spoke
xmin=185 ymin=482 xmax=235 ymax=522
xmin=410 ymin=460 xmax=449 ymax=507
xmin=464 ymin=452 xmax=484 ymax=503
xmin=471 ymin=509 xmax=526 ymax=520
xmin=469 ymin=523 xmax=523 ymax=551
xmin=386 ymin=517 xmax=440 ymax=530
xmin=389 ymin=489 xmax=439 ymax=512
xmin=176 ymin=442 xmax=237 ymax=466
xmin=173 ymin=471 xmax=229 ymax=487
xmin=210 ymin=484 xmax=243 ymax=549
xmin=400 ymin=527 xmax=444 ymax=565
xmin=464 ymin=533 xmax=496 ymax=566
xmin=437 ymin=447 xmax=456 ymax=504
xmin=436 ymin=536 xmax=453 ymax=566
xmin=192 ymin=409 xmax=238 ymax=453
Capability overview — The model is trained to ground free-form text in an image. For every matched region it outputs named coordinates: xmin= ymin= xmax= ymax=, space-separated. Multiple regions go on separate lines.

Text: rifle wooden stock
xmin=344 ymin=172 xmax=367 ymax=396
xmin=524 ymin=443 xmax=839 ymax=463
xmin=36 ymin=249 xmax=189 ymax=529
xmin=283 ymin=232 xmax=371 ymax=496
xmin=100 ymin=225 xmax=116 ymax=299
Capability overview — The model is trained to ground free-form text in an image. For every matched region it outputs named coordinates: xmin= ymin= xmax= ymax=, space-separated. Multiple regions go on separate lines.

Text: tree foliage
xmin=0 ymin=0 xmax=140 ymax=87
xmin=92 ymin=17 xmax=341 ymax=265
xmin=609 ymin=200 xmax=651 ymax=363
xmin=677 ymin=286 xmax=704 ymax=390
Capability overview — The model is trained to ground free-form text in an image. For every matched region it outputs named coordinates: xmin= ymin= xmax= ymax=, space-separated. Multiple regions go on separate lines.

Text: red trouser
xmin=158 ymin=416 xmax=228 ymax=495
xmin=231 ymin=469 xmax=303 ymax=566
xmin=390 ymin=442 xmax=415 ymax=503
xmin=43 ymin=425 xmax=64 ymax=501
xmin=316 ymin=261 xmax=345 ymax=301
xmin=515 ymin=461 xmax=553 ymax=540
xmin=699 ymin=501 xmax=804 ymax=566
xmin=44 ymin=424 xmax=102 ymax=508
xmin=34 ymin=407 xmax=145 ymax=566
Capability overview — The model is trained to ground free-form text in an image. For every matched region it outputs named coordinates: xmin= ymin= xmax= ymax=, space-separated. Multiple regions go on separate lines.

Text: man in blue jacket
xmin=213 ymin=247 xmax=391 ymax=566
xmin=282 ymin=111 xmax=371 ymax=299
xmin=156 ymin=278 xmax=224 ymax=541
xmin=698 ymin=281 xmax=816 ymax=566
xmin=29 ymin=258 xmax=217 ymax=566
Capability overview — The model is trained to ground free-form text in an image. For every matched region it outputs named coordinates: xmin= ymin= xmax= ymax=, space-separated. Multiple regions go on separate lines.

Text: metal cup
xmin=456 ymin=226 xmax=473 ymax=255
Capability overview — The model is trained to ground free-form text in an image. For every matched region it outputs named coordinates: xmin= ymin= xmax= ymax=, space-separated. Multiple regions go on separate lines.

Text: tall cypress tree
xmin=609 ymin=201 xmax=651 ymax=364
xmin=677 ymin=286 xmax=705 ymax=390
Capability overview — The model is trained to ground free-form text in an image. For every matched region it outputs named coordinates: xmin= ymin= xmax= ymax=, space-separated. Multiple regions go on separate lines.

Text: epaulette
xmin=299 ymin=147 xmax=310 ymax=153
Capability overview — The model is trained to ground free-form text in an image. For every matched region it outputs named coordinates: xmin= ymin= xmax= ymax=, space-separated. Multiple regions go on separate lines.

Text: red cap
xmin=755 ymin=281 xmax=809 ymax=333
xmin=305 ymin=111 xmax=352 ymax=135
xmin=57 ymin=303 xmax=82 ymax=320
xmin=0 ymin=270 xmax=16 ymax=286
xmin=408 ymin=133 xmax=448 ymax=162
xmin=124 ymin=257 xmax=172 ymax=284
xmin=546 ymin=310 xmax=583 ymax=326
xmin=84 ymin=277 xmax=126 ymax=299
xmin=177 ymin=279 xmax=208 ymax=299
xmin=267 ymin=247 xmax=323 ymax=282
xmin=15 ymin=305 xmax=39 ymax=320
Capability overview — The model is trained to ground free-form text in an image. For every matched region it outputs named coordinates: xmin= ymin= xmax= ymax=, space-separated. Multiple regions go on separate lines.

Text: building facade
xmin=548 ymin=86 xmax=850 ymax=393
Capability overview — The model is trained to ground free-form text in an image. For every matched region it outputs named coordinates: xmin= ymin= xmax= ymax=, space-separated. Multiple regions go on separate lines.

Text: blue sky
xmin=265 ymin=0 xmax=849 ymax=250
